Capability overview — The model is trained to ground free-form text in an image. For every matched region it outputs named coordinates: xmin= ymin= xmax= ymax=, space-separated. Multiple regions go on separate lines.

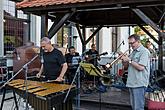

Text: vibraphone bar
xmin=1 ymin=79 xmax=77 ymax=110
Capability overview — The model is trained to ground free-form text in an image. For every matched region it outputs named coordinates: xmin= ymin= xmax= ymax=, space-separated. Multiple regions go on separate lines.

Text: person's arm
xmin=65 ymin=54 xmax=72 ymax=67
xmin=118 ymin=51 xmax=129 ymax=70
xmin=129 ymin=60 xmax=145 ymax=71
xmin=121 ymin=55 xmax=145 ymax=71
xmin=55 ymin=63 xmax=68 ymax=81
xmin=36 ymin=64 xmax=43 ymax=78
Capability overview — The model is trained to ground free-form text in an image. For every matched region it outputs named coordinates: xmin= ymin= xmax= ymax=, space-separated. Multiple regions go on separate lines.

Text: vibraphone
xmin=2 ymin=79 xmax=77 ymax=110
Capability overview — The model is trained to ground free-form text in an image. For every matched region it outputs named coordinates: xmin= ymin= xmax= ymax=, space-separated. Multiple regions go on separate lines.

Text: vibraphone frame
xmin=0 ymin=79 xmax=77 ymax=110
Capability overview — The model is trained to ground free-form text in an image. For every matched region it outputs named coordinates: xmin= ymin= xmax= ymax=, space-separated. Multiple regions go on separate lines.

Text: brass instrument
xmin=100 ymin=49 xmax=130 ymax=86
xmin=105 ymin=49 xmax=130 ymax=69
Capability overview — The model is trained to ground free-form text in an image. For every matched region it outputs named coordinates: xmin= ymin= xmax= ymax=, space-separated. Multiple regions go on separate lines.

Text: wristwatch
xmin=129 ymin=59 xmax=132 ymax=64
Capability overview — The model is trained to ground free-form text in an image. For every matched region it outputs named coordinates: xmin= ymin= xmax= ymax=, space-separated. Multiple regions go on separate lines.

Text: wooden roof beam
xmin=48 ymin=9 xmax=76 ymax=38
xmin=138 ymin=24 xmax=159 ymax=44
xmin=85 ymin=26 xmax=102 ymax=45
xmin=75 ymin=24 xmax=85 ymax=45
xmin=132 ymin=8 xmax=165 ymax=38
xmin=158 ymin=11 xmax=165 ymax=24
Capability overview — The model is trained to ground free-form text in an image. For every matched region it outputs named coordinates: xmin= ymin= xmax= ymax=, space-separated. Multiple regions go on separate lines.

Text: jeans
xmin=129 ymin=87 xmax=146 ymax=110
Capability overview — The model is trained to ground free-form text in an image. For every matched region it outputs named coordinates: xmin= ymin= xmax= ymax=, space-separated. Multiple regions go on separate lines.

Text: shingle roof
xmin=16 ymin=0 xmax=95 ymax=9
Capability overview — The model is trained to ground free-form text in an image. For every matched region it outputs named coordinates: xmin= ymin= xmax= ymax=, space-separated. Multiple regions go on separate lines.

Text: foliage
xmin=57 ymin=27 xmax=69 ymax=47
xmin=4 ymin=36 xmax=15 ymax=44
xmin=134 ymin=26 xmax=141 ymax=34
xmin=140 ymin=36 xmax=149 ymax=47
xmin=134 ymin=26 xmax=149 ymax=46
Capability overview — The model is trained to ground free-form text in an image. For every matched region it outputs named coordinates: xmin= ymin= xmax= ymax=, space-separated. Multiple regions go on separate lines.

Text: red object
xmin=118 ymin=68 xmax=124 ymax=76
xmin=148 ymin=100 xmax=165 ymax=110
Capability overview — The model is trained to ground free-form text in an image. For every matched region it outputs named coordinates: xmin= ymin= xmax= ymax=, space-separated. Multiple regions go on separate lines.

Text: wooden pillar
xmin=158 ymin=22 xmax=165 ymax=70
xmin=0 ymin=0 xmax=4 ymax=57
xmin=96 ymin=32 xmax=99 ymax=53
xmin=82 ymin=26 xmax=86 ymax=52
xmin=41 ymin=14 xmax=48 ymax=38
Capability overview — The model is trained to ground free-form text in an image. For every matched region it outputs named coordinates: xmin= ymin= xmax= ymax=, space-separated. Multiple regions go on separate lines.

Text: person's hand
xmin=55 ymin=76 xmax=64 ymax=82
xmin=118 ymin=51 xmax=125 ymax=60
xmin=120 ymin=55 xmax=130 ymax=62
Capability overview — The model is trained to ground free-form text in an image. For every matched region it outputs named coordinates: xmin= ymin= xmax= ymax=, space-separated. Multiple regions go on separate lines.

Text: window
xmin=3 ymin=0 xmax=29 ymax=55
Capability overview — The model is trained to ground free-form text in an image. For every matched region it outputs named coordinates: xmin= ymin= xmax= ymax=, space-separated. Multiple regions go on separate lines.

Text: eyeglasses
xmin=129 ymin=41 xmax=137 ymax=45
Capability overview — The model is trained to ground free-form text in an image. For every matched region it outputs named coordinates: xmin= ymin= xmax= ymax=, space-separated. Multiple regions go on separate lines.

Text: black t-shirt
xmin=86 ymin=49 xmax=98 ymax=65
xmin=43 ymin=48 xmax=66 ymax=79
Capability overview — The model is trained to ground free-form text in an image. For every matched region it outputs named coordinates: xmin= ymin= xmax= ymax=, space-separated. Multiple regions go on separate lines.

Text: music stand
xmin=80 ymin=62 xmax=106 ymax=110
xmin=80 ymin=62 xmax=108 ymax=78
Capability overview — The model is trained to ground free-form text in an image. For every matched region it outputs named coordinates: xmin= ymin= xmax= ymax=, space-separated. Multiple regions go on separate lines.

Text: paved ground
xmin=0 ymin=92 xmax=32 ymax=110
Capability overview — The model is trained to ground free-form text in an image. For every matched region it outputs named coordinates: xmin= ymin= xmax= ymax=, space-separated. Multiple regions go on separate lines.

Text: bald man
xmin=37 ymin=37 xmax=68 ymax=82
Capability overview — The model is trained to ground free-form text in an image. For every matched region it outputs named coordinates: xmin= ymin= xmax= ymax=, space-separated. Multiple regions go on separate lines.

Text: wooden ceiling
xmin=16 ymin=0 xmax=165 ymax=27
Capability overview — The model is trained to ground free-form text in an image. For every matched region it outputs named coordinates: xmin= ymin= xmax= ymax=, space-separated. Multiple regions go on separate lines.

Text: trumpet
xmin=105 ymin=49 xmax=130 ymax=69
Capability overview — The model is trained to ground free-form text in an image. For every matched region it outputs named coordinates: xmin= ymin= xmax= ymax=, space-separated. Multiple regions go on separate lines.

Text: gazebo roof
xmin=16 ymin=0 xmax=165 ymax=27
xmin=15 ymin=0 xmax=165 ymax=70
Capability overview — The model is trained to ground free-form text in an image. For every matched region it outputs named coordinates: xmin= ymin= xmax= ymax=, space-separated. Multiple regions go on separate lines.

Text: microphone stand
xmin=109 ymin=41 xmax=124 ymax=60
xmin=108 ymin=41 xmax=124 ymax=83
xmin=63 ymin=61 xmax=81 ymax=110
xmin=0 ymin=54 xmax=39 ymax=110
xmin=23 ymin=54 xmax=39 ymax=110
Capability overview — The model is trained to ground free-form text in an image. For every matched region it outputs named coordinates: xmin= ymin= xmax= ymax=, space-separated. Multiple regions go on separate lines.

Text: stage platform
xmin=78 ymin=87 xmax=132 ymax=110
xmin=0 ymin=87 xmax=131 ymax=110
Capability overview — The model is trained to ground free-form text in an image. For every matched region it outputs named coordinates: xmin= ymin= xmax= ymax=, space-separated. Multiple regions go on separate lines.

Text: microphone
xmin=14 ymin=50 xmax=20 ymax=60
xmin=41 ymin=54 xmax=44 ymax=64
xmin=17 ymin=54 xmax=21 ymax=60
xmin=40 ymin=49 xmax=44 ymax=64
